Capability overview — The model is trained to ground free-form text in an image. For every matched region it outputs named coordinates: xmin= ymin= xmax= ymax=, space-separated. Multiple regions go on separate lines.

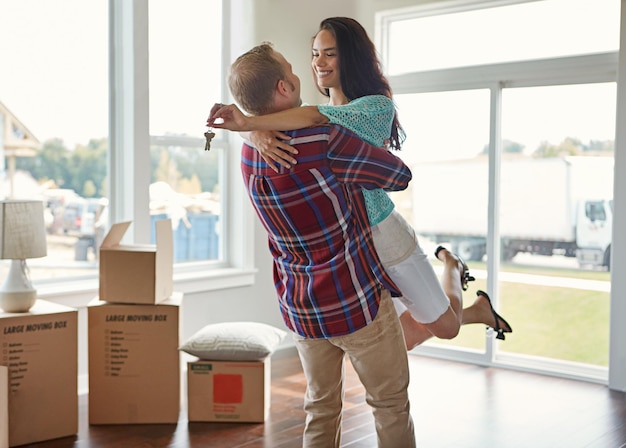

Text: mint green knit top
xmin=317 ymin=95 xmax=396 ymax=226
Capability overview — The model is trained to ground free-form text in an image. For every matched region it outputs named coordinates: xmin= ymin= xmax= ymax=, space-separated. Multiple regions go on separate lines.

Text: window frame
xmin=376 ymin=0 xmax=620 ymax=386
xmin=38 ymin=0 xmax=256 ymax=308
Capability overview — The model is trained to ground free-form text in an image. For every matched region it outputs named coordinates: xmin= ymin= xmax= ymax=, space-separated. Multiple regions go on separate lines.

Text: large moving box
xmin=99 ymin=219 xmax=173 ymax=304
xmin=0 ymin=301 xmax=78 ymax=447
xmin=88 ymin=293 xmax=182 ymax=424
xmin=187 ymin=358 xmax=270 ymax=423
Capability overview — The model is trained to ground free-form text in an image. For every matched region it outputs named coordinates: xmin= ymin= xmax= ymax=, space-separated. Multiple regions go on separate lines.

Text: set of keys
xmin=205 ymin=102 xmax=225 ymax=151
xmin=204 ymin=128 xmax=216 ymax=151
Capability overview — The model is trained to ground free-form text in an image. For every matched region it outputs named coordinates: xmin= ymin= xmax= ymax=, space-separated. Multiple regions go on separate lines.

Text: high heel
xmin=476 ymin=290 xmax=513 ymax=341
xmin=434 ymin=245 xmax=476 ymax=291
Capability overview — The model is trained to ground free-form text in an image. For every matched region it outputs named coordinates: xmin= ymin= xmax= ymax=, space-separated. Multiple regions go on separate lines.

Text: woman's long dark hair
xmin=314 ymin=17 xmax=405 ymax=150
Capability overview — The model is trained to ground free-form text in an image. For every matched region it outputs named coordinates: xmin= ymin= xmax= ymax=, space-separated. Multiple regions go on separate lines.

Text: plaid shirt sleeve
xmin=326 ymin=125 xmax=412 ymax=191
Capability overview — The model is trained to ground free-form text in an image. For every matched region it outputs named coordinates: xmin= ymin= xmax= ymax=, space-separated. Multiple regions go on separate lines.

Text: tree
xmin=83 ymin=179 xmax=97 ymax=197
xmin=587 ymin=139 xmax=614 ymax=154
xmin=178 ymin=174 xmax=202 ymax=195
xmin=152 ymin=148 xmax=181 ymax=187
xmin=17 ymin=136 xmax=219 ymax=199
xmin=195 ymin=149 xmax=220 ymax=192
xmin=150 ymin=143 xmax=220 ymax=193
xmin=481 ymin=139 xmax=525 ymax=155
xmin=16 ymin=138 xmax=72 ymax=188
xmin=533 ymin=137 xmax=583 ymax=158
xmin=559 ymin=137 xmax=584 ymax=155
xmin=68 ymin=138 xmax=107 ymax=197
xmin=533 ymin=141 xmax=560 ymax=158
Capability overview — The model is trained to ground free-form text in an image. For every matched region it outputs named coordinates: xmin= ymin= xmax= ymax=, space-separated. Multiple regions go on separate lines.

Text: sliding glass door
xmin=381 ymin=0 xmax=618 ymax=381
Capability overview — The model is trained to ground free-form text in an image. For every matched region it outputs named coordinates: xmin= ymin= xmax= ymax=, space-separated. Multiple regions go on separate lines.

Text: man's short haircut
xmin=228 ymin=42 xmax=284 ymax=116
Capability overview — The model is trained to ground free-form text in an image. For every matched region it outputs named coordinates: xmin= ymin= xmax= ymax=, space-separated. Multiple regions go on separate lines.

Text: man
xmin=208 ymin=43 xmax=415 ymax=448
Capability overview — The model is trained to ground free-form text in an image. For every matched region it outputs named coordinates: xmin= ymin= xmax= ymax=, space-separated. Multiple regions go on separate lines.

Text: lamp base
xmin=0 ymin=290 xmax=37 ymax=313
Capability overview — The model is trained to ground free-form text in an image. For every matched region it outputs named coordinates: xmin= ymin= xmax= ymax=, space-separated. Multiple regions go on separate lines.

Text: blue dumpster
xmin=150 ymin=213 xmax=219 ymax=262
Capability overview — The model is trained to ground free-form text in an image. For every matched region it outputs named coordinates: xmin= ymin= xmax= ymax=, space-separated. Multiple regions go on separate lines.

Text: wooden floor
xmin=21 ymin=348 xmax=626 ymax=448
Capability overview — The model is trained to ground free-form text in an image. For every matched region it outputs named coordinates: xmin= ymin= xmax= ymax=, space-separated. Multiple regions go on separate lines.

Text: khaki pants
xmin=293 ymin=291 xmax=416 ymax=448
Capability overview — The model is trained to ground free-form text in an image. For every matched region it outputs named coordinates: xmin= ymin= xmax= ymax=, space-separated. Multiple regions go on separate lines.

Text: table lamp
xmin=0 ymin=200 xmax=47 ymax=312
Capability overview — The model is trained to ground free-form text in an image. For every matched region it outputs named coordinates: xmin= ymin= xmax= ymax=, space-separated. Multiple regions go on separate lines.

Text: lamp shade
xmin=0 ymin=200 xmax=47 ymax=259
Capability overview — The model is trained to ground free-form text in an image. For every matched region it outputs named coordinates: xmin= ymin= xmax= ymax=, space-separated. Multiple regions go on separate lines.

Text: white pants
xmin=372 ymin=210 xmax=450 ymax=324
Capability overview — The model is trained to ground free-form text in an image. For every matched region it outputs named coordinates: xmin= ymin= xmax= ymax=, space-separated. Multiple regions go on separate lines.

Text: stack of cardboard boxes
xmin=94 ymin=219 xmax=272 ymax=425
xmin=1 ymin=216 xmax=272 ymax=445
xmin=88 ymin=219 xmax=183 ymax=425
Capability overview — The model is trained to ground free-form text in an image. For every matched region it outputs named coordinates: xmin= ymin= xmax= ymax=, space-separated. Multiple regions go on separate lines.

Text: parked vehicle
xmin=61 ymin=198 xmax=101 ymax=238
xmin=408 ymin=156 xmax=614 ymax=269
xmin=60 ymin=197 xmax=105 ymax=261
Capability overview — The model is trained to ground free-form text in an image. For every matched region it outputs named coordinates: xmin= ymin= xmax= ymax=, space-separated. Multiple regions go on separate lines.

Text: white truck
xmin=407 ymin=156 xmax=614 ymax=269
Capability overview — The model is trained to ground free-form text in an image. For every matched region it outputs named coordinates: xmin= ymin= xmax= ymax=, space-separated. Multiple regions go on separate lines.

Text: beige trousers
xmin=293 ymin=291 xmax=416 ymax=448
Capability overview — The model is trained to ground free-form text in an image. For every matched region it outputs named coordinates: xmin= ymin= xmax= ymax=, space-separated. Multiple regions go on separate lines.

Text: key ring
xmin=204 ymin=127 xmax=216 ymax=151
xmin=204 ymin=103 xmax=223 ymax=151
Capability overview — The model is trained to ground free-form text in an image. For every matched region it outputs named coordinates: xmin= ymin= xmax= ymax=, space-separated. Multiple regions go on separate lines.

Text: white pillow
xmin=179 ymin=321 xmax=287 ymax=361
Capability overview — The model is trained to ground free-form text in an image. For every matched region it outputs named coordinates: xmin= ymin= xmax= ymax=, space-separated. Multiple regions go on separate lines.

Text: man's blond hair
xmin=228 ymin=42 xmax=284 ymax=116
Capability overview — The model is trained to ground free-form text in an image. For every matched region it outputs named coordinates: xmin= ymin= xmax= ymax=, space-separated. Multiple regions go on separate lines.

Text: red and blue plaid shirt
xmin=241 ymin=124 xmax=412 ymax=338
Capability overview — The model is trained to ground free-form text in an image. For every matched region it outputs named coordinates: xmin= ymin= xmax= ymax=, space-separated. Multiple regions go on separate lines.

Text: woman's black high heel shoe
xmin=476 ymin=290 xmax=513 ymax=340
xmin=434 ymin=245 xmax=476 ymax=291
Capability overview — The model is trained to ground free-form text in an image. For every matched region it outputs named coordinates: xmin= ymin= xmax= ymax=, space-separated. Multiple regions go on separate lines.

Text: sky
xmin=0 ymin=0 xmax=109 ymax=148
xmin=395 ymin=82 xmax=617 ymax=165
xmin=388 ymin=0 xmax=620 ymax=74
xmin=387 ymin=0 xmax=620 ymax=164
xmin=0 ymin=0 xmax=220 ymax=149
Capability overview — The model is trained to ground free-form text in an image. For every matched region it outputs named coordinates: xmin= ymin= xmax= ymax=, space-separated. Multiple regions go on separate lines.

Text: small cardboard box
xmin=0 ymin=301 xmax=78 ymax=447
xmin=187 ymin=358 xmax=270 ymax=423
xmin=1 ymin=366 xmax=7 ymax=448
xmin=88 ymin=293 xmax=182 ymax=424
xmin=99 ymin=219 xmax=173 ymax=305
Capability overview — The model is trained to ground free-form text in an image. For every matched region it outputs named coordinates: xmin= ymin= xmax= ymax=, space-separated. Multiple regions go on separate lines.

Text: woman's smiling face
xmin=311 ymin=29 xmax=340 ymax=91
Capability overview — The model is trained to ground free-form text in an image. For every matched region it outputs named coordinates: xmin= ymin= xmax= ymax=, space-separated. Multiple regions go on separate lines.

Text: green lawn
xmin=496 ymin=261 xmax=611 ymax=282
xmin=426 ymin=265 xmax=611 ymax=366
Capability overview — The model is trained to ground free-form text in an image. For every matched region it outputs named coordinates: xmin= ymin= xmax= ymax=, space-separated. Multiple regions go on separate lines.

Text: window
xmin=1 ymin=0 xmax=244 ymax=301
xmin=149 ymin=0 xmax=225 ymax=264
xmin=0 ymin=0 xmax=108 ymax=281
xmin=391 ymin=89 xmax=491 ymax=353
xmin=380 ymin=0 xmax=618 ymax=381
xmin=385 ymin=0 xmax=619 ymax=74
xmin=498 ymin=83 xmax=614 ymax=369
xmin=586 ymin=201 xmax=607 ymax=222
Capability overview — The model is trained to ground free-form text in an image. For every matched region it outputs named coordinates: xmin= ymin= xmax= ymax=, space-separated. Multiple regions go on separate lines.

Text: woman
xmin=208 ymin=17 xmax=512 ymax=348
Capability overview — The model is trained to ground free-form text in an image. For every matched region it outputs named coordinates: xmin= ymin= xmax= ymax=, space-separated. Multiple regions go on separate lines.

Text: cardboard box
xmin=88 ymin=293 xmax=182 ymax=424
xmin=1 ymin=366 xmax=7 ymax=448
xmin=187 ymin=358 xmax=270 ymax=423
xmin=0 ymin=301 xmax=78 ymax=447
xmin=99 ymin=219 xmax=173 ymax=305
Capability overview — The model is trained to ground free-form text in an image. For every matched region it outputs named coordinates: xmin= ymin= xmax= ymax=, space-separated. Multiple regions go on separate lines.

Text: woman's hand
xmin=249 ymin=130 xmax=298 ymax=172
xmin=206 ymin=103 xmax=250 ymax=131
xmin=206 ymin=102 xmax=299 ymax=171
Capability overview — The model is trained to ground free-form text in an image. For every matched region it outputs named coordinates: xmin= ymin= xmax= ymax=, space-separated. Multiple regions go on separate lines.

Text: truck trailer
xmin=408 ymin=156 xmax=614 ymax=269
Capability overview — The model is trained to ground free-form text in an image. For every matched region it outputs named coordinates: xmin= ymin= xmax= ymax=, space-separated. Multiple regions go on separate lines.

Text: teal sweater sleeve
xmin=318 ymin=95 xmax=396 ymax=226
